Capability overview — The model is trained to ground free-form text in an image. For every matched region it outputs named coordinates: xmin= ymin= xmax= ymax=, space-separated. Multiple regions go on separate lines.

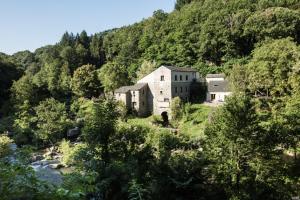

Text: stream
xmin=9 ymin=143 xmax=72 ymax=185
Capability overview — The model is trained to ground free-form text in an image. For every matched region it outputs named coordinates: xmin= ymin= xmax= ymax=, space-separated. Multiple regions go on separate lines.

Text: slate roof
xmin=115 ymin=86 xmax=132 ymax=93
xmin=208 ymin=80 xmax=230 ymax=92
xmin=206 ymin=73 xmax=225 ymax=78
xmin=129 ymin=83 xmax=148 ymax=91
xmin=164 ymin=65 xmax=197 ymax=72
xmin=115 ymin=83 xmax=147 ymax=93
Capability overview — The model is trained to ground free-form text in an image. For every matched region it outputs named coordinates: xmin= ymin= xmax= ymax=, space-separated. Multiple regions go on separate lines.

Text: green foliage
xmin=82 ymin=98 xmax=118 ymax=164
xmin=71 ymin=64 xmax=101 ymax=98
xmin=34 ymin=98 xmax=70 ymax=144
xmin=244 ymin=7 xmax=300 ymax=43
xmin=204 ymin=93 xmax=292 ymax=199
xmin=171 ymin=97 xmax=182 ymax=121
xmin=247 ymin=38 xmax=300 ymax=97
xmin=0 ymin=135 xmax=13 ymax=158
xmin=116 ymin=101 xmax=128 ymax=121
xmin=135 ymin=60 xmax=157 ymax=81
xmin=59 ymin=139 xmax=87 ymax=166
xmin=128 ymin=179 xmax=148 ymax=200
xmin=99 ymin=62 xmax=129 ymax=92
xmin=0 ymin=57 xmax=22 ymax=109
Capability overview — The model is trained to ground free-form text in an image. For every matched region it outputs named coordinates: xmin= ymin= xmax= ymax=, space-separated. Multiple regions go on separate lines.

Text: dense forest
xmin=0 ymin=0 xmax=300 ymax=199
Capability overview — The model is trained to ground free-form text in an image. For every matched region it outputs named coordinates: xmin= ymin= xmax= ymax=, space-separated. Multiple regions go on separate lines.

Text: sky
xmin=0 ymin=0 xmax=175 ymax=55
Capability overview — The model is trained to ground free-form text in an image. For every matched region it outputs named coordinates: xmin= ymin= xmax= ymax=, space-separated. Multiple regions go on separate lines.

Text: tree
xmin=82 ymin=98 xmax=118 ymax=164
xmin=175 ymin=0 xmax=194 ymax=10
xmin=99 ymin=62 xmax=129 ymax=93
xmin=247 ymin=38 xmax=300 ymax=97
xmin=136 ymin=60 xmax=157 ymax=81
xmin=11 ymin=75 xmax=37 ymax=105
xmin=34 ymin=98 xmax=70 ymax=144
xmin=282 ymin=93 xmax=300 ymax=162
xmin=204 ymin=93 xmax=291 ymax=199
xmin=244 ymin=7 xmax=300 ymax=43
xmin=71 ymin=64 xmax=101 ymax=98
xmin=171 ymin=97 xmax=182 ymax=121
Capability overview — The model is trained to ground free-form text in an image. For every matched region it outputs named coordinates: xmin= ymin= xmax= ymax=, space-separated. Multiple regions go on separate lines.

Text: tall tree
xmin=71 ymin=64 xmax=101 ymax=98
xmin=204 ymin=93 xmax=290 ymax=199
xmin=98 ymin=62 xmax=129 ymax=93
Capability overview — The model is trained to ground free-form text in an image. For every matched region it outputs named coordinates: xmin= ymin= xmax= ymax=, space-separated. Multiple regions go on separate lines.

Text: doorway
xmin=210 ymin=94 xmax=216 ymax=101
xmin=161 ymin=111 xmax=169 ymax=127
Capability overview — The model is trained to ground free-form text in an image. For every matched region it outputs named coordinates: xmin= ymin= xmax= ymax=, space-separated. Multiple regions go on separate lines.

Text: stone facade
xmin=114 ymin=83 xmax=148 ymax=116
xmin=137 ymin=66 xmax=199 ymax=117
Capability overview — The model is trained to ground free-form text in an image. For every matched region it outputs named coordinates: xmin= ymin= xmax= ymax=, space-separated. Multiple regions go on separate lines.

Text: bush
xmin=150 ymin=115 xmax=162 ymax=125
xmin=0 ymin=135 xmax=13 ymax=158
xmin=171 ymin=97 xmax=183 ymax=121
xmin=59 ymin=139 xmax=87 ymax=166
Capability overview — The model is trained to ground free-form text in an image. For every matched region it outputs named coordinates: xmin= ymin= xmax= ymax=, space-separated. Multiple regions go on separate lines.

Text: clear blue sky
xmin=0 ymin=0 xmax=175 ymax=55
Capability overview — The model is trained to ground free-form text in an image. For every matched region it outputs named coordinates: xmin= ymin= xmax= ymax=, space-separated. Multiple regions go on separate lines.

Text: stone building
xmin=114 ymin=83 xmax=148 ymax=116
xmin=115 ymin=65 xmax=199 ymax=117
xmin=205 ymin=74 xmax=231 ymax=102
xmin=114 ymin=66 xmax=231 ymax=117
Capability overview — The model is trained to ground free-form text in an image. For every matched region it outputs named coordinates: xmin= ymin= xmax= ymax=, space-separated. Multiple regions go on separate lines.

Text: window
xmin=164 ymin=98 xmax=169 ymax=102
xmin=160 ymin=91 xmax=163 ymax=95
xmin=142 ymin=101 xmax=145 ymax=106
xmin=118 ymin=93 xmax=121 ymax=97
xmin=186 ymin=75 xmax=188 ymax=81
xmin=161 ymin=75 xmax=164 ymax=81
xmin=133 ymin=91 xmax=135 ymax=96
xmin=180 ymin=87 xmax=183 ymax=93
xmin=175 ymin=75 xmax=177 ymax=81
xmin=142 ymin=89 xmax=144 ymax=95
xmin=180 ymin=75 xmax=182 ymax=81
xmin=175 ymin=87 xmax=177 ymax=93
xmin=185 ymin=87 xmax=188 ymax=92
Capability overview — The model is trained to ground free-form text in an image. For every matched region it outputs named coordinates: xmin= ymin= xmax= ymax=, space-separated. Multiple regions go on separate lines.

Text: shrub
xmin=0 ymin=135 xmax=13 ymax=158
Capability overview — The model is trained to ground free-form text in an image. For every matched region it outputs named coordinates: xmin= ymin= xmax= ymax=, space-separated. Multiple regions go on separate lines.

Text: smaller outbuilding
xmin=206 ymin=74 xmax=231 ymax=102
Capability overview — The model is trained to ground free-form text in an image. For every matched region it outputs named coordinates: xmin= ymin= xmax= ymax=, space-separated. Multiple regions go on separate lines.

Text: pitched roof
xmin=115 ymin=83 xmax=147 ymax=93
xmin=163 ymin=65 xmax=198 ymax=72
xmin=129 ymin=83 xmax=148 ymax=91
xmin=208 ymin=80 xmax=230 ymax=92
xmin=115 ymin=86 xmax=132 ymax=93
xmin=206 ymin=73 xmax=225 ymax=78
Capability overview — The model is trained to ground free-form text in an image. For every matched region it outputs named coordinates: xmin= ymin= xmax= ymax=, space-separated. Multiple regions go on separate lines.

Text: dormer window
xmin=161 ymin=75 xmax=164 ymax=81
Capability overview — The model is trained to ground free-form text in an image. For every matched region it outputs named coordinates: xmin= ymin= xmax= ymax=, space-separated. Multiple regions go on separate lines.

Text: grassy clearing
xmin=126 ymin=104 xmax=215 ymax=138
xmin=127 ymin=115 xmax=159 ymax=131
xmin=178 ymin=104 xmax=214 ymax=138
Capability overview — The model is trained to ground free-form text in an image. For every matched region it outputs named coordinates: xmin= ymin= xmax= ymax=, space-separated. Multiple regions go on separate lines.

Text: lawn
xmin=127 ymin=104 xmax=215 ymax=138
xmin=178 ymin=104 xmax=214 ymax=138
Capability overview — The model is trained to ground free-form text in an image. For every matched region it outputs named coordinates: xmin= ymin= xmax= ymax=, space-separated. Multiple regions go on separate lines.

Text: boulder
xmin=49 ymin=163 xmax=64 ymax=169
xmin=67 ymin=127 xmax=80 ymax=138
xmin=31 ymin=154 xmax=44 ymax=162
